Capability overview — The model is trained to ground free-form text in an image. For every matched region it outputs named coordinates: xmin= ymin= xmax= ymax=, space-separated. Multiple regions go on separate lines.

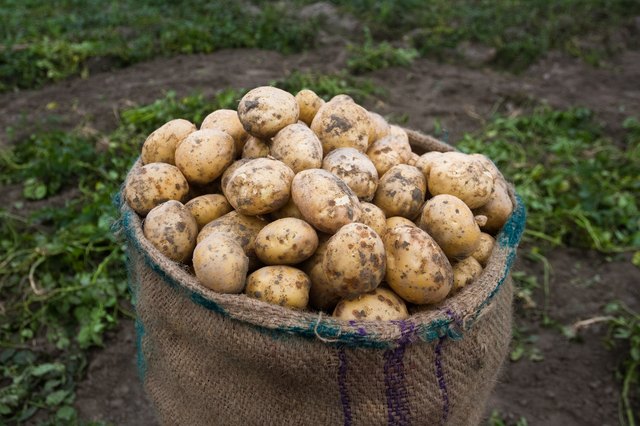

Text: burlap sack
xmin=116 ymin=129 xmax=526 ymax=426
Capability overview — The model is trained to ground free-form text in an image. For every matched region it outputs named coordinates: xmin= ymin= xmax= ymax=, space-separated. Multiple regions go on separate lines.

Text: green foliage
xmin=0 ymin=0 xmax=318 ymax=92
xmin=272 ymin=71 xmax=383 ymax=103
xmin=322 ymin=0 xmax=640 ymax=71
xmin=487 ymin=409 xmax=528 ymax=426
xmin=0 ymin=89 xmax=244 ymax=423
xmin=458 ymin=107 xmax=640 ymax=253
xmin=347 ymin=28 xmax=418 ymax=74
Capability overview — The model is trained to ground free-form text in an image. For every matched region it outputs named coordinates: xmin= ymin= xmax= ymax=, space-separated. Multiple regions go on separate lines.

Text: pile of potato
xmin=124 ymin=86 xmax=513 ymax=321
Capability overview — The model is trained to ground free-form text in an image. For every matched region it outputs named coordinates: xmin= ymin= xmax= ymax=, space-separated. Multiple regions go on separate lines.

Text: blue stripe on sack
xmin=434 ymin=337 xmax=450 ymax=425
xmin=383 ymin=322 xmax=414 ymax=425
xmin=337 ymin=347 xmax=353 ymax=426
xmin=135 ymin=318 xmax=147 ymax=381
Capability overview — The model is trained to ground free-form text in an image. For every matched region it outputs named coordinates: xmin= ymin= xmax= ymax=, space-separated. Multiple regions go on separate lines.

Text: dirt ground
xmin=2 ymin=42 xmax=639 ymax=425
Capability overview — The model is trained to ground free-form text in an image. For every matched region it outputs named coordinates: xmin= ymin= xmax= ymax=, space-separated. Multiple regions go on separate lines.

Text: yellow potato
xmin=366 ymin=137 xmax=405 ymax=177
xmin=322 ymin=223 xmax=386 ymax=296
xmin=270 ymin=197 xmax=305 ymax=221
xmin=296 ymin=89 xmax=324 ymax=125
xmin=310 ymin=100 xmax=370 ymax=155
xmin=224 ymin=158 xmax=295 ymax=215
xmin=418 ymin=194 xmax=481 ymax=259
xmin=301 ymin=236 xmax=340 ymax=311
xmin=271 ymin=123 xmax=323 ymax=173
xmin=407 ymin=152 xmax=420 ymax=167
xmin=367 ymin=112 xmax=391 ymax=146
xmin=184 ymin=194 xmax=232 ymax=230
xmin=141 ymin=119 xmax=196 ymax=165
xmin=427 ymin=152 xmax=494 ymax=209
xmin=333 ymin=287 xmax=408 ymax=321
xmin=193 ymin=233 xmax=248 ymax=293
xmin=221 ymin=158 xmax=252 ymax=194
xmin=124 ymin=162 xmax=189 ymax=216
xmin=200 ymin=109 xmax=249 ymax=157
xmin=383 ymin=225 xmax=453 ymax=305
xmin=329 ymin=94 xmax=354 ymax=104
xmin=245 ymin=266 xmax=311 ymax=309
xmin=473 ymin=178 xmax=514 ymax=234
xmin=143 ymin=200 xmax=198 ymax=263
xmin=470 ymin=153 xmax=503 ymax=181
xmin=385 ymin=216 xmax=417 ymax=233
xmin=291 ymin=169 xmax=362 ymax=234
xmin=470 ymin=232 xmax=496 ymax=267
xmin=241 ymin=136 xmax=270 ymax=159
xmin=358 ymin=202 xmax=387 ymax=236
xmin=174 ymin=129 xmax=235 ymax=185
xmin=322 ymin=147 xmax=379 ymax=201
xmin=237 ymin=86 xmax=299 ymax=139
xmin=451 ymin=256 xmax=483 ymax=294
xmin=414 ymin=151 xmax=444 ymax=180
xmin=386 ymin=126 xmax=412 ymax=163
xmin=373 ymin=164 xmax=427 ymax=219
xmin=254 ymin=218 xmax=319 ymax=265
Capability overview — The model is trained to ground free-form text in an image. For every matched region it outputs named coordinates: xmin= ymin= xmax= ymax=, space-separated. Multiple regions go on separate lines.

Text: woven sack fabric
xmin=116 ymin=129 xmax=526 ymax=426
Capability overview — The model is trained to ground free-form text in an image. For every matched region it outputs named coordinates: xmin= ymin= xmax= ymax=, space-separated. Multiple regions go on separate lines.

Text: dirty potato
xmin=427 ymin=152 xmax=494 ymax=209
xmin=418 ymin=194 xmax=481 ymax=259
xmin=254 ymin=218 xmax=319 ymax=265
xmin=270 ymin=197 xmax=305 ymax=221
xmin=373 ymin=164 xmax=427 ymax=219
xmin=470 ymin=232 xmax=496 ymax=267
xmin=407 ymin=152 xmax=420 ymax=167
xmin=291 ymin=169 xmax=362 ymax=234
xmin=383 ymin=225 xmax=453 ymax=305
xmin=141 ymin=119 xmax=196 ymax=165
xmin=193 ymin=233 xmax=249 ymax=293
xmin=200 ymin=109 xmax=249 ymax=156
xmin=367 ymin=112 xmax=391 ymax=146
xmin=224 ymin=158 xmax=295 ymax=215
xmin=322 ymin=147 xmax=379 ymax=201
xmin=241 ymin=136 xmax=270 ymax=159
xmin=237 ymin=86 xmax=299 ymax=139
xmin=415 ymin=151 xmax=444 ymax=180
xmin=385 ymin=216 xmax=417 ymax=233
xmin=311 ymin=100 xmax=370 ymax=155
xmin=366 ymin=137 xmax=406 ymax=177
xmin=451 ymin=256 xmax=483 ymax=294
xmin=296 ymin=89 xmax=324 ymax=125
xmin=143 ymin=200 xmax=198 ymax=263
xmin=184 ymin=194 xmax=232 ymax=230
xmin=322 ymin=223 xmax=386 ymax=296
xmin=333 ymin=287 xmax=408 ymax=321
xmin=245 ymin=266 xmax=311 ymax=309
xmin=174 ymin=129 xmax=235 ymax=185
xmin=271 ymin=123 xmax=323 ymax=173
xmin=301 ymin=235 xmax=341 ymax=311
xmin=358 ymin=202 xmax=387 ymax=236
xmin=124 ymin=162 xmax=189 ymax=216
xmin=221 ymin=158 xmax=252 ymax=194
xmin=472 ymin=178 xmax=514 ymax=234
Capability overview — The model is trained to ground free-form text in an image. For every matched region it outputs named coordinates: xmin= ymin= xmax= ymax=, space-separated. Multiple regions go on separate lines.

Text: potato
xmin=358 ymin=202 xmax=387 ymax=236
xmin=407 ymin=152 xmax=420 ymax=167
xmin=366 ymin=137 xmax=405 ymax=177
xmin=201 ymin=109 xmax=249 ymax=157
xmin=383 ymin=225 xmax=453 ymax=305
xmin=414 ymin=151 xmax=444 ymax=180
xmin=451 ymin=256 xmax=483 ymax=294
xmin=193 ymin=233 xmax=248 ymax=293
xmin=385 ymin=216 xmax=417 ymax=233
xmin=175 ymin=129 xmax=235 ymax=185
xmin=470 ymin=153 xmax=502 ymax=181
xmin=296 ymin=89 xmax=324 ymax=125
xmin=386 ymin=126 xmax=412 ymax=162
xmin=470 ymin=232 xmax=495 ymax=267
xmin=329 ymin=94 xmax=354 ymax=104
xmin=124 ymin=162 xmax=189 ymax=216
xmin=241 ymin=136 xmax=270 ymax=159
xmin=141 ymin=119 xmax=196 ymax=165
xmin=473 ymin=178 xmax=514 ymax=234
xmin=221 ymin=158 xmax=252 ymax=194
xmin=254 ymin=218 xmax=318 ymax=265
xmin=184 ymin=194 xmax=232 ymax=230
xmin=237 ymin=86 xmax=299 ymax=139
xmin=333 ymin=287 xmax=408 ymax=321
xmin=143 ymin=200 xmax=198 ymax=263
xmin=270 ymin=123 xmax=323 ymax=173
xmin=322 ymin=223 xmax=386 ymax=296
xmin=291 ymin=169 xmax=362 ymax=234
xmin=270 ymin=197 xmax=305 ymax=221
xmin=310 ymin=100 xmax=370 ymax=155
xmin=197 ymin=211 xmax=268 ymax=269
xmin=427 ymin=152 xmax=494 ymax=209
xmin=373 ymin=164 xmax=427 ymax=219
xmin=367 ymin=112 xmax=391 ymax=145
xmin=302 ymin=236 xmax=340 ymax=311
xmin=245 ymin=266 xmax=311 ymax=309
xmin=322 ymin=148 xmax=378 ymax=201
xmin=418 ymin=194 xmax=481 ymax=260
xmin=224 ymin=158 xmax=295 ymax=215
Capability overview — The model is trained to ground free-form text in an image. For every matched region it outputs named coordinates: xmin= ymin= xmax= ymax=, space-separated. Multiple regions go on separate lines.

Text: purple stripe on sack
xmin=435 ymin=336 xmax=450 ymax=424
xmin=337 ymin=347 xmax=353 ymax=426
xmin=383 ymin=321 xmax=414 ymax=425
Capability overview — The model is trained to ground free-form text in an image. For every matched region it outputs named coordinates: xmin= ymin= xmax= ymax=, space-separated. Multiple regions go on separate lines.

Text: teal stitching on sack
xmin=119 ymin=191 xmax=526 ymax=347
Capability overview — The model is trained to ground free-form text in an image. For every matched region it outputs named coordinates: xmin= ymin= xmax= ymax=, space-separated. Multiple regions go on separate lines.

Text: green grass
xmin=346 ymin=28 xmax=418 ymax=74
xmin=0 ymin=0 xmax=318 ymax=92
xmin=319 ymin=0 xmax=640 ymax=71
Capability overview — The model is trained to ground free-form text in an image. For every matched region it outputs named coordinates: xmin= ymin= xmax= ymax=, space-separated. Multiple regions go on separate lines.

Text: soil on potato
xmin=2 ymin=44 xmax=639 ymax=425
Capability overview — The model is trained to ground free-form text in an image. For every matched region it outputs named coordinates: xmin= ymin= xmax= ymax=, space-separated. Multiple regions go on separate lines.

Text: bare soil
xmin=2 ymin=45 xmax=639 ymax=425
